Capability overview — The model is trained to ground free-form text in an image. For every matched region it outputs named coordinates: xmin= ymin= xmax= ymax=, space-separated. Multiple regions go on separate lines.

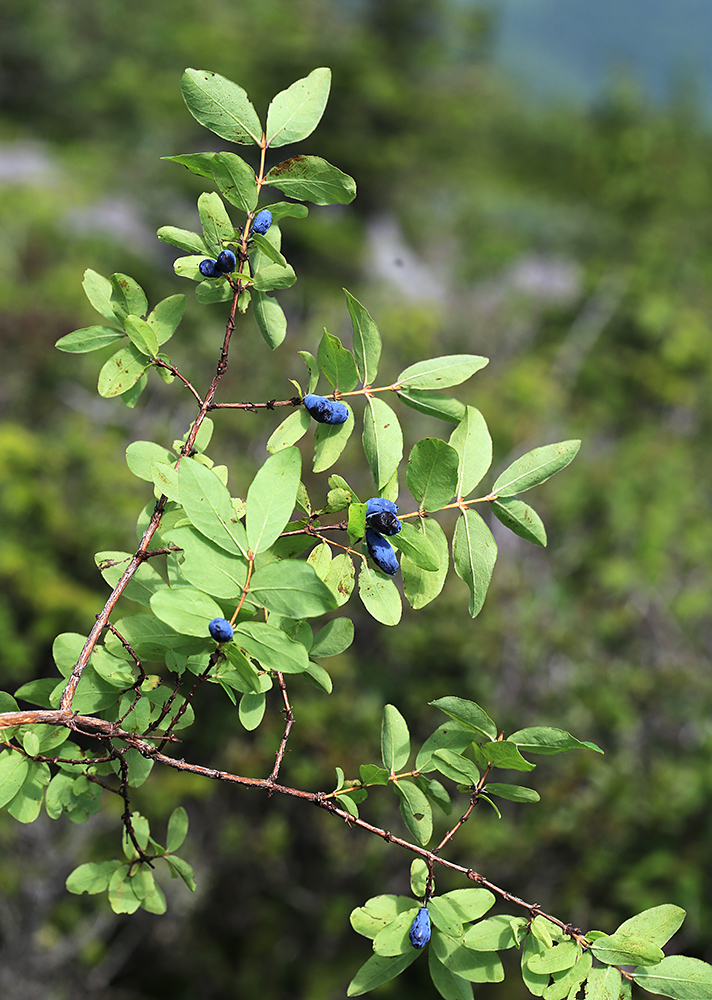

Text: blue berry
xmin=208 ymin=617 xmax=234 ymax=643
xmin=366 ymin=497 xmax=401 ymax=536
xmin=252 ymin=209 xmax=273 ymax=235
xmin=215 ymin=249 xmax=236 ymax=273
xmin=303 ymin=394 xmax=350 ymax=425
xmin=199 ymin=258 xmax=218 ymax=278
xmin=365 ymin=528 xmax=399 ymax=576
xmin=409 ymin=906 xmax=431 ymax=949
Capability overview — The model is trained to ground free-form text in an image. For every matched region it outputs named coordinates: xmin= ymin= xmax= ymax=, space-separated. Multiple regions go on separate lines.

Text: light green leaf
xmin=527 ymin=941 xmax=581 ymax=973
xmin=397 ymin=355 xmax=488 ymax=391
xmin=429 ymin=897 xmax=464 ymax=939
xmin=402 ymin=519 xmax=449 ymax=610
xmin=317 ymin=329 xmax=359 ymax=390
xmin=592 ymin=932 xmax=664 ymax=968
xmin=157 ymin=225 xmax=209 ymax=255
xmin=267 ymin=408 xmax=310 ymax=453
xmin=381 ymin=704 xmax=411 ymax=772
xmin=632 ymin=955 xmax=712 ymax=999
xmin=415 ymin=723 xmax=477 ymax=773
xmin=430 ymin=697 xmax=498 ymax=741
xmin=239 ymin=692 xmax=266 ymax=731
xmin=492 ymin=440 xmax=581 ymax=496
xmin=373 ymin=907 xmax=421 ymax=956
xmin=324 ymin=554 xmax=356 ymax=607
xmin=0 ymin=751 xmax=30 ymax=808
xmin=97 ymin=345 xmax=149 ymax=398
xmin=507 ymin=727 xmax=603 ymax=755
xmin=350 ymin=895 xmax=417 ymax=940
xmin=234 ymin=621 xmax=309 ymax=674
xmin=347 ymin=951 xmax=419 ymax=997
xmin=250 ymin=560 xmax=337 ymax=618
xmin=150 ymin=587 xmax=224 ymax=638
xmin=452 ymin=509 xmax=497 ymax=618
xmin=313 ymin=404 xmax=355 ymax=473
xmin=395 ymin=780 xmax=433 ymax=846
xmin=166 ymin=525 xmax=247 ymax=599
xmin=586 ymin=967 xmax=623 ymax=1000
xmin=449 ymin=408 xmax=492 ymax=499
xmin=266 ymin=67 xmax=331 ymax=147
xmin=179 ymin=459 xmax=249 ymax=557
xmin=125 ymin=440 xmax=175 ymax=482
xmin=66 ymin=860 xmax=124 ymax=895
xmin=614 ymin=905 xmax=686 ymax=950
xmin=299 ymin=350 xmax=320 ymax=394
xmin=310 ymin=618 xmax=354 ymax=658
xmin=429 ymin=948 xmax=474 ymax=1000
xmin=389 ymin=520 xmax=440 ymax=571
xmin=406 ymin=438 xmax=459 ymax=512
xmin=465 ymin=915 xmax=527 ymax=952
xmin=124 ymin=314 xmax=158 ymax=357
xmin=165 ymin=807 xmax=189 ymax=853
xmin=397 ymin=388 xmax=467 ymax=425
xmin=82 ymin=268 xmax=120 ymax=323
xmin=246 ymin=447 xmax=301 ymax=554
xmin=410 ymin=859 xmax=428 ymax=899
xmin=491 ymin=497 xmax=547 ymax=546
xmin=181 ymin=68 xmax=262 ymax=144
xmin=95 ymin=550 xmax=166 ymax=607
xmin=358 ymin=564 xmax=402 ymax=625
xmin=147 ymin=294 xmax=185 ymax=346
xmin=431 ymin=749 xmax=479 ymax=785
xmin=253 ymin=290 xmax=287 ymax=349
xmin=482 ymin=741 xmax=536 ymax=772
xmin=198 ymin=191 xmax=234 ymax=257
xmin=56 ymin=325 xmax=124 ymax=353
xmin=162 ymin=152 xmax=216 ymax=178
xmin=210 ymin=151 xmax=258 ymax=212
xmin=363 ymin=396 xmax=403 ymax=490
xmin=110 ymin=273 xmax=147 ymax=321
xmin=344 ymin=289 xmax=382 ymax=385
xmin=543 ymin=950 xmax=592 ymax=1000
xmin=266 ymin=155 xmax=356 ymax=205
xmin=432 ymin=931 xmax=504 ymax=983
xmin=440 ymin=889 xmax=495 ymax=923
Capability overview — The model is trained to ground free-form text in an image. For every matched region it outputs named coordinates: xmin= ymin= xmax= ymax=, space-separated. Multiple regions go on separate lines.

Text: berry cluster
xmin=199 ymin=250 xmax=237 ymax=279
xmin=364 ymin=498 xmax=401 ymax=576
xmin=303 ymin=394 xmax=350 ymax=425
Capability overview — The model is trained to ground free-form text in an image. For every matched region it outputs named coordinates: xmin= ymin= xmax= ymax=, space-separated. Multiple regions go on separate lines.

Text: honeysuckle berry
xmin=199 ymin=258 xmax=218 ymax=278
xmin=365 ymin=528 xmax=399 ymax=576
xmin=409 ymin=906 xmax=431 ymax=949
xmin=252 ymin=209 xmax=273 ymax=235
xmin=215 ymin=249 xmax=237 ymax=273
xmin=365 ymin=497 xmax=401 ymax=536
xmin=303 ymin=393 xmax=350 ymax=425
xmin=208 ymin=617 xmax=234 ymax=643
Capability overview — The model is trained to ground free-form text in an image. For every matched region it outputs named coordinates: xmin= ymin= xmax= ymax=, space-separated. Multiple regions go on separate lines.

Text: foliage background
xmin=1 ymin=1 xmax=711 ymax=997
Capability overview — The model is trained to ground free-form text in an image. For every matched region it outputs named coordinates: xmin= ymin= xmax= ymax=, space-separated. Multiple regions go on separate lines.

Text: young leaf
xmin=344 ymin=290 xmax=382 ymax=386
xmin=246 ymin=447 xmax=301 ymax=554
xmin=56 ymin=326 xmax=124 ymax=353
xmin=492 ymin=440 xmax=581 ymax=497
xmin=448 ymin=408 xmax=492 ymax=499
xmin=253 ymin=290 xmax=287 ymax=349
xmin=406 ymin=438 xmax=459 ymax=512
xmin=452 ymin=509 xmax=497 ymax=619
xmin=402 ymin=519 xmax=450 ymax=610
xmin=265 ymin=156 xmax=356 ymax=205
xmin=394 ymin=780 xmax=433 ymax=846
xmin=210 ymin=151 xmax=258 ymax=212
xmin=181 ymin=69 xmax=262 ymax=145
xmin=358 ymin=565 xmax=402 ymax=626
xmin=317 ymin=330 xmax=359 ymax=390
xmin=266 ymin=67 xmax=331 ymax=147
xmin=363 ymin=397 xmax=403 ymax=490
xmin=347 ymin=952 xmax=419 ymax=997
xmin=491 ymin=497 xmax=547 ymax=547
xmin=381 ymin=704 xmax=411 ymax=772
xmin=396 ymin=355 xmax=488 ymax=391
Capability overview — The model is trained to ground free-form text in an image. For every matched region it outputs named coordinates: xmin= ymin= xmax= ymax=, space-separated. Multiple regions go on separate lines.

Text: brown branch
xmin=268 ymin=673 xmax=294 ymax=786
xmin=150 ymin=359 xmax=204 ymax=406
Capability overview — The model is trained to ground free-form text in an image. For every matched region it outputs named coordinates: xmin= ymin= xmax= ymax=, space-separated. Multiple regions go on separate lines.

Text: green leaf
xmin=491 ymin=497 xmax=547 ymax=546
xmin=157 ymin=225 xmax=209 ymax=255
xmin=507 ymin=727 xmax=603 ymax=755
xmin=147 ymin=295 xmax=185 ymax=346
xmin=266 ymin=155 xmax=356 ymax=205
xmin=313 ymin=404 xmax=355 ymax=473
xmin=125 ymin=440 xmax=175 ymax=482
xmin=347 ymin=952 xmax=419 ymax=997
xmin=56 ymin=325 xmax=124 ymax=353
xmin=106 ymin=614 xmax=204 ymax=660
xmin=448 ymin=408 xmax=492 ymax=499
xmin=429 ymin=898 xmax=464 ymax=939
xmin=611 ymin=905 xmax=686 ymax=951
xmin=410 ymin=859 xmax=428 ymax=898
xmin=95 ymin=550 xmax=165 ymax=607
xmin=394 ymin=780 xmax=433 ymax=846
xmin=440 ymin=889 xmax=495 ymax=923
xmin=350 ymin=895 xmax=417 ymax=939
xmin=522 ymin=933 xmax=551 ymax=996
xmin=246 ymin=447 xmax=301 ymax=554
xmin=633 ymin=955 xmax=712 ymax=999
xmin=266 ymin=67 xmax=331 ymax=147
xmin=165 ymin=854 xmax=196 ymax=891
xmin=389 ymin=520 xmax=440 ymax=571
xmin=373 ymin=907 xmax=420 ymax=956
xmin=430 ymin=697 xmax=498 ymax=741
xmin=0 ymin=751 xmax=29 ymax=808
xmin=167 ymin=526 xmax=247 ymax=600
xmin=324 ymin=554 xmax=356 ymax=607
xmin=415 ymin=723 xmax=476 ymax=772
xmin=429 ymin=949 xmax=474 ymax=1000
xmin=482 ymin=741 xmax=536 ymax=772
xmin=162 ymin=151 xmax=217 ymax=177
xmin=82 ymin=268 xmax=120 ymax=323
xmin=179 ymin=459 xmax=249 ymax=557
xmin=397 ymin=388 xmax=467 ymax=425
xmin=210 ymin=151 xmax=258 ymax=212
xmin=310 ymin=618 xmax=354 ymax=658
xmin=406 ymin=438 xmax=459 ymax=512
xmin=347 ymin=502 xmax=367 ymax=544
xmin=492 ymin=440 xmax=581 ymax=496
xmin=250 ymin=232 xmax=288 ymax=268
xmin=363 ymin=397 xmax=403 ymax=490
xmin=431 ymin=749 xmax=479 ymax=785
xmin=527 ymin=941 xmax=581 ymax=973
xmin=397 ymin=355 xmax=488 ymax=391
xmin=381 ymin=704 xmax=411 ymax=772
xmin=150 ymin=587 xmax=224 ymax=638
xmin=543 ymin=950 xmax=592 ymax=1000
xmin=124 ymin=314 xmax=158 ymax=358
xmin=299 ymin=350 xmax=320 ymax=394
xmin=592 ymin=932 xmax=664 ymax=968
xmin=249 ymin=560 xmax=337 ymax=618
xmin=239 ymin=692 xmax=266 ymax=731
xmin=110 ymin=273 xmax=147 ymax=321
xmin=253 ymin=290 xmax=287 ymax=349
xmin=358 ymin=565 xmax=402 ymax=626
xmin=317 ymin=329 xmax=359 ymax=391
xmin=464 ymin=914 xmax=527 ymax=952
xmin=198 ymin=191 xmax=234 ymax=257
xmin=344 ymin=290 xmax=382 ymax=385
xmin=432 ymin=931 xmax=504 ymax=983
xmin=181 ymin=68 xmax=262 ymax=144
xmin=359 ymin=763 xmax=389 ymax=786
xmin=66 ymin=860 xmax=123 ymax=895
xmin=97 ymin=345 xmax=149 ymax=398
xmin=402 ymin=519 xmax=449 ymax=610
xmin=585 ymin=967 xmax=623 ymax=1000
xmin=267 ymin=409 xmax=310 ymax=453
xmin=452 ymin=509 xmax=497 ymax=619
xmin=485 ymin=782 xmax=540 ymax=803
xmin=166 ymin=806 xmax=189 ymax=853
xmin=234 ymin=621 xmax=310 ymax=674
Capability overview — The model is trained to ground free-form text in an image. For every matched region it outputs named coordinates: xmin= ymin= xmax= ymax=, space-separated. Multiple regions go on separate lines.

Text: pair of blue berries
xmin=365 ymin=498 xmax=401 ymax=576
xmin=199 ymin=209 xmax=273 ymax=279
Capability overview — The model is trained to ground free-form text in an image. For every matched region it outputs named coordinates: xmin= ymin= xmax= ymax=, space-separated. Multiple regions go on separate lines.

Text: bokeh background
xmin=1 ymin=1 xmax=711 ymax=997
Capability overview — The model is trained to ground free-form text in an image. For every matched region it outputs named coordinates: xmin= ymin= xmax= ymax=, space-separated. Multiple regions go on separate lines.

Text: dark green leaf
xmin=310 ymin=618 xmax=354 ymax=658
xmin=347 ymin=951 xmax=419 ymax=997
xmin=482 ymin=741 xmax=536 ymax=772
xmin=317 ymin=329 xmax=359 ymax=390
xmin=211 ymin=151 xmax=258 ymax=212
xmin=253 ymin=290 xmax=287 ymax=349
xmin=430 ymin=697 xmax=497 ymax=741
xmin=181 ymin=68 xmax=262 ymax=144
xmin=363 ymin=397 xmax=403 ymax=490
xmin=492 ymin=440 xmax=581 ymax=496
xmin=198 ymin=191 xmax=234 ymax=257
xmin=265 ymin=155 xmax=356 ymax=205
xmin=452 ymin=509 xmax=497 ymax=619
xmin=485 ymin=782 xmax=540 ymax=803
xmin=507 ymin=726 xmax=603 ymax=755
xmin=397 ymin=388 xmax=467 ymax=425
xmin=491 ymin=497 xmax=547 ymax=546
xmin=406 ymin=438 xmax=459 ymax=512
xmin=162 ymin=152 xmax=217 ymax=178
xmin=429 ymin=948 xmax=474 ymax=1000
xmin=344 ymin=290 xmax=381 ymax=385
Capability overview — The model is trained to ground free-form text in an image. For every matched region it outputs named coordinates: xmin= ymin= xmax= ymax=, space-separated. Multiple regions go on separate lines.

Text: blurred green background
xmin=1 ymin=1 xmax=711 ymax=997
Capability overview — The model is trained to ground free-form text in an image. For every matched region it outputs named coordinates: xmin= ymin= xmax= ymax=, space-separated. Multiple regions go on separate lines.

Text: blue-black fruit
xmin=215 ymin=249 xmax=237 ymax=273
xmin=409 ymin=906 xmax=431 ymax=949
xmin=252 ymin=209 xmax=273 ymax=235
xmin=208 ymin=617 xmax=234 ymax=642
xmin=303 ymin=394 xmax=349 ymax=425
xmin=199 ymin=259 xmax=218 ymax=278
xmin=366 ymin=497 xmax=401 ymax=536
xmin=365 ymin=528 xmax=399 ymax=576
